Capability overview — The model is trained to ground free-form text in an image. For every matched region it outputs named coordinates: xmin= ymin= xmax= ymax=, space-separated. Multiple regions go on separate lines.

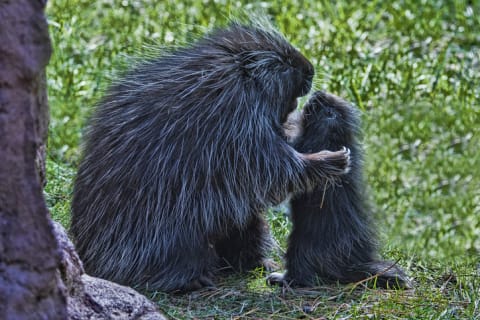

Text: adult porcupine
xmin=70 ymin=23 xmax=351 ymax=292
xmin=269 ymin=91 xmax=410 ymax=289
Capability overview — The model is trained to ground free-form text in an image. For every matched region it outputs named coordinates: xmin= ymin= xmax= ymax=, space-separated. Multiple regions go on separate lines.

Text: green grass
xmin=45 ymin=0 xmax=479 ymax=318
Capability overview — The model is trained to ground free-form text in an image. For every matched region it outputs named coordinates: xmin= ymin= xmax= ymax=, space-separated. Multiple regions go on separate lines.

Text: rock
xmin=53 ymin=222 xmax=166 ymax=320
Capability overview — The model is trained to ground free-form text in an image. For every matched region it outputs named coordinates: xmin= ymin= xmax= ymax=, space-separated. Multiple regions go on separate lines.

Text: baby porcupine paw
xmin=338 ymin=146 xmax=351 ymax=174
xmin=266 ymin=272 xmax=289 ymax=287
xmin=348 ymin=261 xmax=412 ymax=290
xmin=366 ymin=261 xmax=413 ymax=290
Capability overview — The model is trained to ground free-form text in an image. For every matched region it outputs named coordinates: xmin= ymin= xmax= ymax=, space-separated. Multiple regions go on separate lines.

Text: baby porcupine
xmin=269 ymin=91 xmax=410 ymax=289
xmin=70 ymin=23 xmax=351 ymax=292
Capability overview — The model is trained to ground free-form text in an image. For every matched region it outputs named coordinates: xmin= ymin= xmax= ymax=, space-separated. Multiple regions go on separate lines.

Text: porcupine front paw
xmin=305 ymin=146 xmax=351 ymax=176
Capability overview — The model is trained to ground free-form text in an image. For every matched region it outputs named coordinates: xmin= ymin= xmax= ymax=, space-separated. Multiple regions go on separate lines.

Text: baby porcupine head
xmin=300 ymin=91 xmax=361 ymax=149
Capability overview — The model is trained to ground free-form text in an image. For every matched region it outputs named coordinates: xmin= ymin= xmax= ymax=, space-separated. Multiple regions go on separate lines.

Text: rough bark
xmin=0 ymin=0 xmax=67 ymax=319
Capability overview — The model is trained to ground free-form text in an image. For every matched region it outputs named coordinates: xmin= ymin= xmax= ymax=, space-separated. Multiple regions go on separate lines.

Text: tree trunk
xmin=0 ymin=1 xmax=67 ymax=319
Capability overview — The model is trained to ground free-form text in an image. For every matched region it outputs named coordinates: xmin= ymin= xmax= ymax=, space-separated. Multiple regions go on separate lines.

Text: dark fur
xmin=270 ymin=91 xmax=410 ymax=289
xmin=70 ymin=23 xmax=350 ymax=292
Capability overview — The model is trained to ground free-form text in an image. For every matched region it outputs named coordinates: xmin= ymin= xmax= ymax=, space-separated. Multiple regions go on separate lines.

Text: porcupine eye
xmin=323 ymin=107 xmax=337 ymax=120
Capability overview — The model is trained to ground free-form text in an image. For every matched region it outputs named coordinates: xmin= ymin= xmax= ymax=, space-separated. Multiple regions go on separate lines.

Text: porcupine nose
xmin=301 ymin=74 xmax=313 ymax=96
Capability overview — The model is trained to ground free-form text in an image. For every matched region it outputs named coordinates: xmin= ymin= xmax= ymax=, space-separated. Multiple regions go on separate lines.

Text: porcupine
xmin=269 ymin=91 xmax=410 ymax=289
xmin=70 ymin=23 xmax=351 ymax=292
